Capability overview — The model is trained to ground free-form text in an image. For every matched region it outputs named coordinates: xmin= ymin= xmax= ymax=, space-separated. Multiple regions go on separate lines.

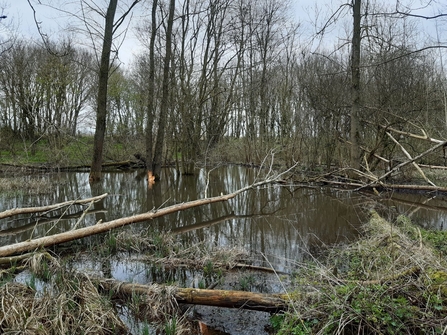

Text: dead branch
xmin=0 ymin=209 xmax=107 ymax=237
xmin=419 ymin=164 xmax=447 ymax=170
xmin=0 ymin=193 xmax=108 ymax=220
xmin=386 ymin=131 xmax=436 ymax=187
xmin=0 ymin=176 xmax=288 ymax=257
xmin=380 ymin=124 xmax=444 ymax=144
xmin=361 ymin=140 xmax=447 ymax=189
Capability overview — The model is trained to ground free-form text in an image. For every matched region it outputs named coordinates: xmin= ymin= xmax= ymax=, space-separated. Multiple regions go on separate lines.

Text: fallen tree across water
xmin=0 ymin=167 xmax=293 ymax=257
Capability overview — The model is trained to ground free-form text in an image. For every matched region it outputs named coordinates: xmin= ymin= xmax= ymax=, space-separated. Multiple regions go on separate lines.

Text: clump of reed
xmin=0 ymin=251 xmax=198 ymax=334
xmin=0 ymin=270 xmax=127 ymax=334
xmin=275 ymin=211 xmax=447 ymax=334
xmin=112 ymin=229 xmax=250 ymax=270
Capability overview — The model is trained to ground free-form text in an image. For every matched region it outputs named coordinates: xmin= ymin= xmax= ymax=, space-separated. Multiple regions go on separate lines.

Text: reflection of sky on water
xmin=379 ymin=192 xmax=447 ymax=230
xmin=16 ymin=166 xmax=447 ymax=270
xmin=1 ymin=166 xmax=367 ymax=273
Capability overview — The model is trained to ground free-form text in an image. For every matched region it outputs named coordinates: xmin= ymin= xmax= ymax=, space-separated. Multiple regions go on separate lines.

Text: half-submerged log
xmin=97 ymin=277 xmax=288 ymax=313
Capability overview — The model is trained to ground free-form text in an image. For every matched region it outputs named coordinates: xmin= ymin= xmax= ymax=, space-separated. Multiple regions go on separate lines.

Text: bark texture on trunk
xmin=90 ymin=0 xmax=118 ymax=182
xmin=98 ymin=277 xmax=289 ymax=312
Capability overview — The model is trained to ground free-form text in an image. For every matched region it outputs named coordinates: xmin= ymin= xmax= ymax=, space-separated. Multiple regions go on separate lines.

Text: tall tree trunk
xmin=350 ymin=0 xmax=361 ymax=171
xmin=152 ymin=0 xmax=175 ymax=180
xmin=145 ymin=0 xmax=158 ymax=175
xmin=89 ymin=0 xmax=118 ymax=183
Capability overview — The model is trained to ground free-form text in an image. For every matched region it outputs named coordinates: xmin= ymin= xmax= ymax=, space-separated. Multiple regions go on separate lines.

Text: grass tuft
xmin=275 ymin=211 xmax=447 ymax=334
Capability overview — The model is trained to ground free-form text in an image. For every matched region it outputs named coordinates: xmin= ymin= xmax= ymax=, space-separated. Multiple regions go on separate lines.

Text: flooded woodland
xmin=2 ymin=165 xmax=447 ymax=334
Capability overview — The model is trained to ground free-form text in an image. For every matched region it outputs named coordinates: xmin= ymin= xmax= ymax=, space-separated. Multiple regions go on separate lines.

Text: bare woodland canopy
xmin=0 ymin=0 xmax=446 ymax=173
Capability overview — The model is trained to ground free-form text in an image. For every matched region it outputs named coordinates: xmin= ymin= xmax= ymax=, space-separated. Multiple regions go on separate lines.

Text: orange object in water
xmin=198 ymin=321 xmax=230 ymax=335
xmin=147 ymin=171 xmax=156 ymax=188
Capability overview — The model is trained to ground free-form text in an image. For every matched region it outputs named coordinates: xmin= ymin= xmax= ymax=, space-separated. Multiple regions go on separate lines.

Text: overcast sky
xmin=2 ymin=0 xmax=446 ymax=65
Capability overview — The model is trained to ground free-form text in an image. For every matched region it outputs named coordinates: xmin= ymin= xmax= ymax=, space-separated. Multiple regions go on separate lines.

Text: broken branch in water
xmin=0 ymin=193 xmax=108 ymax=220
xmin=0 ymin=174 xmax=291 ymax=257
xmin=385 ymin=131 xmax=436 ymax=187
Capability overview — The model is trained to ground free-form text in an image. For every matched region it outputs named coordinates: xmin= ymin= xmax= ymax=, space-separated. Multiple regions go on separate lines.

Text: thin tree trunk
xmin=350 ymin=0 xmax=361 ymax=170
xmin=152 ymin=0 xmax=175 ymax=180
xmin=90 ymin=0 xmax=118 ymax=182
xmin=145 ymin=0 xmax=158 ymax=174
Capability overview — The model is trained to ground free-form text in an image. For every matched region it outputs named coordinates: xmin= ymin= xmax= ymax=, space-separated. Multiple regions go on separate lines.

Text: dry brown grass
xmin=114 ymin=229 xmax=251 ymax=270
xmin=0 ymin=272 xmax=128 ymax=334
xmin=0 ymin=240 xmax=244 ymax=335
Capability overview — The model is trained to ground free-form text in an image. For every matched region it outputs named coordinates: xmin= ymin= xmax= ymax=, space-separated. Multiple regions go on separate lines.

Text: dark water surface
xmin=0 ymin=166 xmax=366 ymax=270
xmin=3 ymin=166 xmax=444 ymax=334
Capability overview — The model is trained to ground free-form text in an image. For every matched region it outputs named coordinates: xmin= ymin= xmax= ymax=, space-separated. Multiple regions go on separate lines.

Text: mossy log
xmin=97 ymin=277 xmax=289 ymax=313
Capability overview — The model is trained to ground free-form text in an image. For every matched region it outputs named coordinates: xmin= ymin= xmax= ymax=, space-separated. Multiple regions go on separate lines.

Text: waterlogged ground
xmin=2 ymin=166 xmax=446 ymax=334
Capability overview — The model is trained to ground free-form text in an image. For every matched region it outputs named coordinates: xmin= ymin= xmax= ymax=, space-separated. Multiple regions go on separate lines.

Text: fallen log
xmin=320 ymin=178 xmax=447 ymax=194
xmin=0 ymin=209 xmax=107 ymax=236
xmin=0 ymin=178 xmax=286 ymax=257
xmin=0 ymin=193 xmax=108 ymax=220
xmin=97 ymin=277 xmax=289 ymax=313
xmin=379 ymin=183 xmax=447 ymax=193
xmin=419 ymin=164 xmax=447 ymax=170
xmin=0 ymin=160 xmax=144 ymax=172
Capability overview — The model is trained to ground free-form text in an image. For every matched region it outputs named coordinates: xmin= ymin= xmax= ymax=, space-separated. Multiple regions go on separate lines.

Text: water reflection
xmin=0 ymin=166 xmax=366 ymax=271
xmin=379 ymin=192 xmax=447 ymax=230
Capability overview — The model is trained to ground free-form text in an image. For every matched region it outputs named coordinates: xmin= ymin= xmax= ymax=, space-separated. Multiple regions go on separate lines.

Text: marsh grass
xmin=0 ymin=233 xmax=250 ymax=335
xmin=0 ymin=271 xmax=128 ymax=334
xmin=275 ymin=211 xmax=447 ymax=334
xmin=0 ymin=251 xmax=199 ymax=334
xmin=112 ymin=229 xmax=250 ymax=271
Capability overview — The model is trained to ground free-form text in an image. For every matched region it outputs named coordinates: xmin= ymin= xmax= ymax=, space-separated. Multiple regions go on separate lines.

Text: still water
xmin=2 ymin=166 xmax=446 ymax=334
xmin=0 ymin=166 xmax=367 ymax=272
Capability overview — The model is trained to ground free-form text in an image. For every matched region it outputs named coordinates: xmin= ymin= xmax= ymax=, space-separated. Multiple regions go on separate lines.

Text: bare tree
xmin=350 ymin=0 xmax=361 ymax=170
xmin=151 ymin=0 xmax=175 ymax=180
xmin=26 ymin=0 xmax=140 ymax=180
xmin=89 ymin=0 xmax=141 ymax=182
xmin=145 ymin=0 xmax=158 ymax=180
